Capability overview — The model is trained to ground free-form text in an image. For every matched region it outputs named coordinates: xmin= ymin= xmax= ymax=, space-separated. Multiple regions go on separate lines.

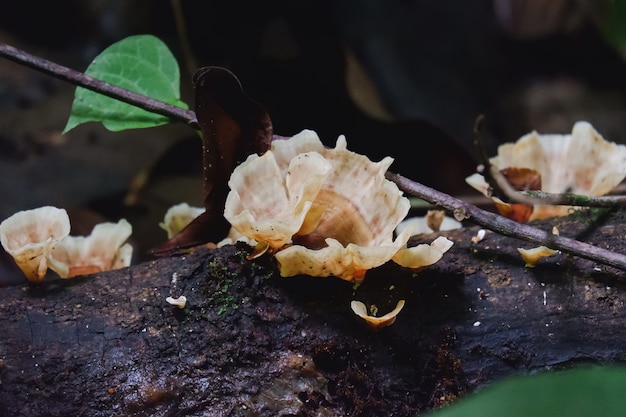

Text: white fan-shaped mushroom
xmin=51 ymin=218 xmax=133 ymax=278
xmin=0 ymin=206 xmax=70 ymax=282
xmin=159 ymin=203 xmax=205 ymax=239
xmin=225 ymin=130 xmax=452 ymax=283
xmin=466 ymin=121 xmax=626 ymax=221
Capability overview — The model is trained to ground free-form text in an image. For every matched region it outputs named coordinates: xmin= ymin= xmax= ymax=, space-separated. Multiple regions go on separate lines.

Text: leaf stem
xmin=0 ymin=42 xmax=198 ymax=129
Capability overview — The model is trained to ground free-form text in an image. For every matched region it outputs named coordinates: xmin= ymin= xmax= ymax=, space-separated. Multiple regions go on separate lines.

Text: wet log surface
xmin=2 ymin=208 xmax=626 ymax=417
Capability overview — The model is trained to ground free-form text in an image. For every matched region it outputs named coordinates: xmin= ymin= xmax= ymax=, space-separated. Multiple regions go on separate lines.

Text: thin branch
xmin=388 ymin=171 xmax=626 ymax=271
xmin=520 ymin=190 xmax=626 ymax=207
xmin=0 ymin=42 xmax=198 ymax=129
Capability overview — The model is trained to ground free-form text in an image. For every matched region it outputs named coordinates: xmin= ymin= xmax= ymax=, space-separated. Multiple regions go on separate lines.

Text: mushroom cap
xmin=225 ymin=129 xmax=434 ymax=282
xmin=395 ymin=212 xmax=462 ymax=236
xmin=275 ymin=231 xmax=411 ymax=281
xmin=159 ymin=203 xmax=205 ymax=239
xmin=166 ymin=295 xmax=187 ymax=309
xmin=517 ymin=245 xmax=559 ymax=267
xmin=350 ymin=300 xmax=406 ymax=330
xmin=392 ymin=236 xmax=454 ymax=271
xmin=466 ymin=121 xmax=626 ymax=221
xmin=50 ymin=218 xmax=133 ymax=278
xmin=225 ymin=148 xmax=331 ymax=250
xmin=494 ymin=121 xmax=626 ymax=196
xmin=0 ymin=206 xmax=70 ymax=282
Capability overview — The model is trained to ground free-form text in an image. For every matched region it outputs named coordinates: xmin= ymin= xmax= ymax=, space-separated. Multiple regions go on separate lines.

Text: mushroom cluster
xmin=223 ymin=129 xmax=453 ymax=283
xmin=0 ymin=206 xmax=133 ymax=282
xmin=466 ymin=121 xmax=626 ymax=222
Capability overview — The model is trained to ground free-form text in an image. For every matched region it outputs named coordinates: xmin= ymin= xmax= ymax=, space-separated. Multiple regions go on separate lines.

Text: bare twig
xmin=487 ymin=164 xmax=626 ymax=207
xmin=0 ymin=42 xmax=198 ymax=129
xmin=520 ymin=190 xmax=626 ymax=207
xmin=388 ymin=171 xmax=626 ymax=271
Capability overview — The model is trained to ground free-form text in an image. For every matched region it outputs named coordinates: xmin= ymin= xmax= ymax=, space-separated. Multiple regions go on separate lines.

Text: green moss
xmin=205 ymin=254 xmax=241 ymax=315
xmin=566 ymin=207 xmax=611 ymax=225
xmin=208 ymin=280 xmax=239 ymax=315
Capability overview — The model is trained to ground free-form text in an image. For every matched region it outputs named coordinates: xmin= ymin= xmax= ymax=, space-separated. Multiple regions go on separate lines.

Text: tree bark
xmin=1 ymin=208 xmax=626 ymax=417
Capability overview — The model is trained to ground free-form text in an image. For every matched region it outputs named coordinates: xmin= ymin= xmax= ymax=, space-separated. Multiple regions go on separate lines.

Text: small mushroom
xmin=395 ymin=211 xmax=462 ymax=237
xmin=159 ymin=203 xmax=205 ymax=239
xmin=392 ymin=236 xmax=454 ymax=271
xmin=166 ymin=295 xmax=187 ymax=309
xmin=50 ymin=219 xmax=133 ymax=278
xmin=350 ymin=300 xmax=406 ymax=330
xmin=0 ymin=206 xmax=70 ymax=282
xmin=471 ymin=229 xmax=487 ymax=244
xmin=517 ymin=246 xmax=559 ymax=267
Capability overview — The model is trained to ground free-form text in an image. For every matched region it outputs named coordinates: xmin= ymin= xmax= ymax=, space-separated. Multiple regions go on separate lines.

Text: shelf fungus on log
xmin=224 ymin=129 xmax=453 ymax=283
xmin=466 ymin=121 xmax=626 ymax=222
xmin=50 ymin=219 xmax=133 ymax=278
xmin=0 ymin=206 xmax=70 ymax=282
xmin=0 ymin=207 xmax=133 ymax=281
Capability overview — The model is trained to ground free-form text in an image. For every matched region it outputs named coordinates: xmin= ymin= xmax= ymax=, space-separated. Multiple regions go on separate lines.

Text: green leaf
xmin=63 ymin=34 xmax=189 ymax=133
xmin=425 ymin=365 xmax=626 ymax=417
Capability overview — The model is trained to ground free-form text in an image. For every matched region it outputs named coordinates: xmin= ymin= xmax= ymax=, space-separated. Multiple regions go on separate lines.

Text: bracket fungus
xmin=466 ymin=121 xmax=626 ymax=222
xmin=0 ymin=206 xmax=70 ymax=282
xmin=50 ymin=219 xmax=133 ymax=278
xmin=224 ymin=129 xmax=453 ymax=283
xmin=0 ymin=206 xmax=133 ymax=281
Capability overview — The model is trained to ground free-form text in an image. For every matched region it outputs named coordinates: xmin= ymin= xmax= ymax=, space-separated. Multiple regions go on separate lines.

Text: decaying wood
xmin=1 ymin=208 xmax=626 ymax=417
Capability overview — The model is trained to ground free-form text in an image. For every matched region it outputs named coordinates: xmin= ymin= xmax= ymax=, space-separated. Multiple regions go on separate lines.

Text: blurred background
xmin=2 ymin=0 xmax=626 ymax=284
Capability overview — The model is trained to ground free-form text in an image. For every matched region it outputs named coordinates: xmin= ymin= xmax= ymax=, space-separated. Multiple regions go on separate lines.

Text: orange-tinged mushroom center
xmin=292 ymin=190 xmax=373 ymax=249
xmin=67 ymin=265 xmax=103 ymax=278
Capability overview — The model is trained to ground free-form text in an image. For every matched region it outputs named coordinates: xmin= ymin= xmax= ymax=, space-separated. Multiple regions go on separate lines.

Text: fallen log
xmin=1 ymin=208 xmax=626 ymax=416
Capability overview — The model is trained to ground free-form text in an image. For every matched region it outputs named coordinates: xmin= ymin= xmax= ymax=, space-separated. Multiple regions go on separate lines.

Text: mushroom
xmin=395 ymin=210 xmax=462 ymax=237
xmin=166 ymin=295 xmax=187 ymax=309
xmin=517 ymin=246 xmax=559 ymax=267
xmin=50 ymin=219 xmax=133 ymax=278
xmin=0 ymin=206 xmax=70 ymax=282
xmin=350 ymin=300 xmax=406 ymax=330
xmin=392 ymin=236 xmax=454 ymax=271
xmin=224 ymin=143 xmax=331 ymax=250
xmin=159 ymin=203 xmax=205 ymax=239
xmin=224 ymin=129 xmax=453 ymax=283
xmin=466 ymin=121 xmax=626 ymax=222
